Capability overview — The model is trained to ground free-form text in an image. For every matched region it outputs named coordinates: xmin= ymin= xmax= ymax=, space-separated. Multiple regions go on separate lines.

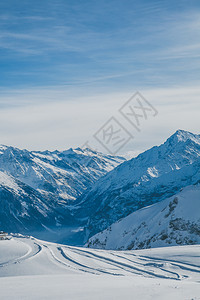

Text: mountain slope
xmin=75 ymin=130 xmax=200 ymax=241
xmin=0 ymin=146 xmax=124 ymax=238
xmin=0 ymin=145 xmax=125 ymax=204
xmin=86 ymin=184 xmax=200 ymax=250
xmin=0 ymin=170 xmax=75 ymax=233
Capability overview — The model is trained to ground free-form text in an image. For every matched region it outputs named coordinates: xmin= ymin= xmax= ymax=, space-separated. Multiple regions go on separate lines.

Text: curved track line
xmin=64 ymin=247 xmax=180 ymax=280
xmin=42 ymin=244 xmax=98 ymax=275
xmin=62 ymin=247 xmax=135 ymax=276
xmin=58 ymin=247 xmax=123 ymax=276
xmin=137 ymin=254 xmax=200 ymax=274
xmin=0 ymin=239 xmax=41 ymax=268
xmin=111 ymin=252 xmax=182 ymax=280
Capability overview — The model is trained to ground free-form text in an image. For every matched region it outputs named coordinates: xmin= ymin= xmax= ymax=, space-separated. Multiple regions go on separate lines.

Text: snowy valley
xmin=0 ymin=146 xmax=124 ymax=243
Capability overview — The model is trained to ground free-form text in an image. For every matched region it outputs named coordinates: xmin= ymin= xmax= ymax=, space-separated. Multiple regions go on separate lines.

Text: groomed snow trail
xmin=0 ymin=236 xmax=200 ymax=299
xmin=0 ymin=236 xmax=199 ymax=281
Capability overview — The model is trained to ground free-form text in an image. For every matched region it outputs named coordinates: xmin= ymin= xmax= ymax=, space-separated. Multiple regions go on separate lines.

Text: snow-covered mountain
xmin=0 ymin=145 xmax=124 ymax=203
xmin=86 ymin=184 xmax=200 ymax=250
xmin=1 ymin=129 xmax=199 ymax=247
xmin=75 ymin=130 xmax=200 ymax=241
xmin=0 ymin=145 xmax=124 ymax=236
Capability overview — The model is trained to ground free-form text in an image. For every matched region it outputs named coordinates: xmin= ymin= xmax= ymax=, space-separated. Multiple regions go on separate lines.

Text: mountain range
xmin=0 ymin=145 xmax=124 ymax=240
xmin=0 ymin=129 xmax=199 ymax=249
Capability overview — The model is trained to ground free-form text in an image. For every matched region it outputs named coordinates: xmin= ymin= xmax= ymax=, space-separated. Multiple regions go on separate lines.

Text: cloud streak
xmin=0 ymin=85 xmax=199 ymax=153
xmin=0 ymin=0 xmax=199 ymax=152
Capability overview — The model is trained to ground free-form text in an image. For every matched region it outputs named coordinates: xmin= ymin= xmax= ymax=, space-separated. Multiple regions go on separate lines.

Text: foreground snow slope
xmin=0 ymin=236 xmax=200 ymax=299
xmin=87 ymin=184 xmax=200 ymax=250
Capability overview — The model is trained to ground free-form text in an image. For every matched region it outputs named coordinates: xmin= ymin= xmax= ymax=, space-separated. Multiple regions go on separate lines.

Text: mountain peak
xmin=174 ymin=129 xmax=194 ymax=140
xmin=167 ymin=129 xmax=199 ymax=144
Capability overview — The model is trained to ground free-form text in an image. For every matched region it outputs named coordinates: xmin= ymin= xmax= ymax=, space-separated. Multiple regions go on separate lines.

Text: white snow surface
xmin=87 ymin=184 xmax=200 ymax=250
xmin=0 ymin=236 xmax=200 ymax=299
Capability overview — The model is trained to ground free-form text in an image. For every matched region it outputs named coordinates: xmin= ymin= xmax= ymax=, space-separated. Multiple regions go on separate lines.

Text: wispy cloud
xmin=0 ymin=0 xmax=199 ymax=151
xmin=0 ymin=85 xmax=199 ymax=152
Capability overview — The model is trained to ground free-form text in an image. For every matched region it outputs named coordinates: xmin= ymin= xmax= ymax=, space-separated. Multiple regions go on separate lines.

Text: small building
xmin=0 ymin=231 xmax=8 ymax=240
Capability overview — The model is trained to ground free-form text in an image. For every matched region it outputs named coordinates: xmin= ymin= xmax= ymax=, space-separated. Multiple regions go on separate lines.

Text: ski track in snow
xmin=0 ymin=236 xmax=200 ymax=284
xmin=0 ymin=239 xmax=42 ymax=268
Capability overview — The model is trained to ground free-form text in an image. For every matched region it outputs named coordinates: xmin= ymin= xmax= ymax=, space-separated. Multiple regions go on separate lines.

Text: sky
xmin=0 ymin=0 xmax=199 ymax=156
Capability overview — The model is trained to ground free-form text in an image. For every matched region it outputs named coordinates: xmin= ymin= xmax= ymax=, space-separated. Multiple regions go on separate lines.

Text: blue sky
xmin=0 ymin=0 xmax=199 ymax=153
